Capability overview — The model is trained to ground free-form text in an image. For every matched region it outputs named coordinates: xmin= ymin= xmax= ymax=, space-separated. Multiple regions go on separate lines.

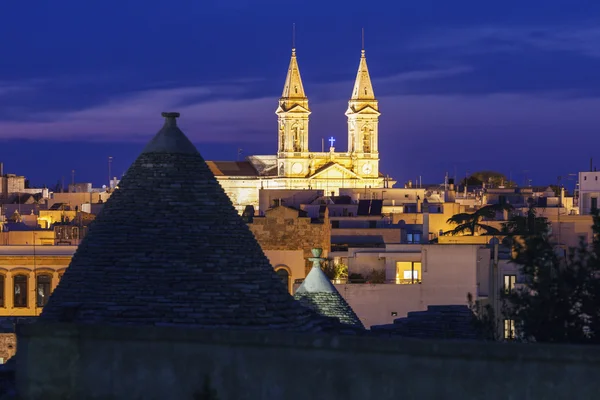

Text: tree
xmin=461 ymin=171 xmax=515 ymax=188
xmin=446 ymin=203 xmax=514 ymax=236
xmin=322 ymin=260 xmax=348 ymax=281
xmin=467 ymin=293 xmax=498 ymax=341
xmin=501 ymin=203 xmax=550 ymax=241
xmin=502 ymin=211 xmax=600 ymax=343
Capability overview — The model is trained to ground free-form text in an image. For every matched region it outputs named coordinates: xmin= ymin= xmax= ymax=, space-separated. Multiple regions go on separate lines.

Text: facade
xmin=579 ymin=171 xmax=600 ymax=215
xmin=208 ymin=47 xmax=395 ymax=214
xmin=304 ymin=243 xmax=489 ymax=329
xmin=0 ymin=246 xmax=75 ymax=317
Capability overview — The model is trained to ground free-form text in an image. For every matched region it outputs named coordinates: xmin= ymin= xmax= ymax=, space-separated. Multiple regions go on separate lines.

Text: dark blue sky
xmin=1 ymin=1 xmax=599 ymax=189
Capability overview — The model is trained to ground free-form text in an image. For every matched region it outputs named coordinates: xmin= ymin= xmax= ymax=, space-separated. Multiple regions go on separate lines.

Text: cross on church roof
xmin=328 ymin=136 xmax=336 ymax=147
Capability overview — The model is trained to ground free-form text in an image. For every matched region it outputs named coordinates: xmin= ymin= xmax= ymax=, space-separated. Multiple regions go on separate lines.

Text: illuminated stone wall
xmin=248 ymin=206 xmax=330 ymax=276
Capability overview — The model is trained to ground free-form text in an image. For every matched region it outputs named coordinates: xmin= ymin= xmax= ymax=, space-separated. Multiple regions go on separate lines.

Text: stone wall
xmin=0 ymin=334 xmax=15 ymax=364
xmin=249 ymin=206 xmax=330 ymax=275
xmin=16 ymin=323 xmax=600 ymax=399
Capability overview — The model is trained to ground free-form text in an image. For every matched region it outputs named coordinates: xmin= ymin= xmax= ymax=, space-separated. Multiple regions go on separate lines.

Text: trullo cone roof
xmin=39 ymin=112 xmax=327 ymax=332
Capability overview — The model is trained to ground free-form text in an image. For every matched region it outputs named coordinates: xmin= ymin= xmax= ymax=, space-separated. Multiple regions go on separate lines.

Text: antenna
xmin=361 ymin=27 xmax=365 ymax=51
xmin=292 ymin=23 xmax=296 ymax=50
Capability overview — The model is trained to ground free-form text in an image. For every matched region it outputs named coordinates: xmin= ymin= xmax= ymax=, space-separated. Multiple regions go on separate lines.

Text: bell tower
xmin=275 ymin=44 xmax=311 ymax=177
xmin=346 ymin=35 xmax=380 ymax=178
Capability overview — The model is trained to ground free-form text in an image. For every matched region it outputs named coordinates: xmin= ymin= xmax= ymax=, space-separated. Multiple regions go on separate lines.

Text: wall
xmin=263 ymin=249 xmax=305 ymax=294
xmin=249 ymin=206 xmax=330 ymax=275
xmin=0 ymin=231 xmax=55 ymax=246
xmin=0 ymin=333 xmax=15 ymax=363
xmin=16 ymin=323 xmax=600 ymax=400
xmin=320 ymin=244 xmax=484 ymax=327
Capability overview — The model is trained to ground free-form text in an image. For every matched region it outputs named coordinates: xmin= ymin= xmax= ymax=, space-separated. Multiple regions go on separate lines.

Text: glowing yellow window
xmin=395 ymin=261 xmax=422 ymax=284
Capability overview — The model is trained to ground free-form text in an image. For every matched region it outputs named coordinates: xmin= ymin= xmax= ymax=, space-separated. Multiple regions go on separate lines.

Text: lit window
xmin=504 ymin=319 xmax=515 ymax=339
xmin=395 ymin=262 xmax=422 ymax=284
xmin=504 ymin=275 xmax=517 ymax=293
xmin=13 ymin=275 xmax=28 ymax=308
xmin=36 ymin=274 xmax=52 ymax=307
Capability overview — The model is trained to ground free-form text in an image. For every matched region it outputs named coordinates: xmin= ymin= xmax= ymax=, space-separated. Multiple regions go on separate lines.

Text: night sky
xmin=1 ymin=1 xmax=599 ymax=189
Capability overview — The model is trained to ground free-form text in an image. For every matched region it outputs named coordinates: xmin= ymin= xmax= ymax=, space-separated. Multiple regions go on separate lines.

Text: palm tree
xmin=446 ymin=203 xmax=513 ymax=236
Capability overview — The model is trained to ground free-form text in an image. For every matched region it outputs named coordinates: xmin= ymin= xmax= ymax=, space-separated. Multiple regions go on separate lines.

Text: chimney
xmin=0 ymin=162 xmax=3 ymax=176
xmin=446 ymin=178 xmax=456 ymax=203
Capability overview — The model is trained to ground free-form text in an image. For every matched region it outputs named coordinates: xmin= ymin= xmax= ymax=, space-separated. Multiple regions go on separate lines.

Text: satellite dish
xmin=426 ymin=190 xmax=433 ymax=197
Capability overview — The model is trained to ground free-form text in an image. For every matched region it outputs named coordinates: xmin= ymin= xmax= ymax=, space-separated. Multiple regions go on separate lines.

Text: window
xmin=369 ymin=221 xmax=377 ymax=228
xmin=0 ymin=275 xmax=4 ymax=307
xmin=331 ymin=220 xmax=340 ymax=229
xmin=13 ymin=275 xmax=28 ymax=308
xmin=592 ymin=198 xmax=598 ymax=213
xmin=36 ymin=274 xmax=52 ymax=307
xmin=276 ymin=268 xmax=290 ymax=292
xmin=504 ymin=275 xmax=517 ymax=293
xmin=395 ymin=262 xmax=422 ymax=284
xmin=406 ymin=233 xmax=421 ymax=244
xmin=504 ymin=319 xmax=515 ymax=340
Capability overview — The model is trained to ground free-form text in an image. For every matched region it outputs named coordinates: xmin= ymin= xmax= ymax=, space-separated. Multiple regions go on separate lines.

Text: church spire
xmin=346 ymin=31 xmax=380 ymax=172
xmin=350 ymin=30 xmax=375 ymax=100
xmin=276 ymin=27 xmax=311 ymax=164
xmin=281 ymin=47 xmax=307 ymax=99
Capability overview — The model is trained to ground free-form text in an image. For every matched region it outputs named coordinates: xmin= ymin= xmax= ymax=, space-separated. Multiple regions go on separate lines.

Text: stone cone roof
xmin=39 ymin=112 xmax=327 ymax=332
xmin=294 ymin=266 xmax=364 ymax=330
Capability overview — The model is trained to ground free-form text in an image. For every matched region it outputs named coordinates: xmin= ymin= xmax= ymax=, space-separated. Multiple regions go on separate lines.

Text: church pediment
xmin=309 ymin=162 xmax=362 ymax=180
xmin=276 ymin=103 xmax=311 ymax=114
xmin=346 ymin=104 xmax=380 ymax=115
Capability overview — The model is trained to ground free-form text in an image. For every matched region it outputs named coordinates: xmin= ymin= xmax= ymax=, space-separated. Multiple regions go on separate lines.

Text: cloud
xmin=408 ymin=25 xmax=600 ymax=59
xmin=0 ymin=85 xmax=276 ymax=143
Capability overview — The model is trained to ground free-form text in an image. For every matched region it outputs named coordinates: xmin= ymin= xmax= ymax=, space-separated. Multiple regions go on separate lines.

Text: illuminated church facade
xmin=206 ymin=46 xmax=395 ymax=213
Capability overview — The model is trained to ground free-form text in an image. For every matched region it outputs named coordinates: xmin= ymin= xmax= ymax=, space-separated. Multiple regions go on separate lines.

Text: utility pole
xmin=108 ymin=156 xmax=113 ymax=188
xmin=557 ymin=176 xmax=562 ymax=247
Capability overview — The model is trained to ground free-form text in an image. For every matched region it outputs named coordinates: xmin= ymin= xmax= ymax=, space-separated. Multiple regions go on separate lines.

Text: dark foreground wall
xmin=16 ymin=323 xmax=600 ymax=400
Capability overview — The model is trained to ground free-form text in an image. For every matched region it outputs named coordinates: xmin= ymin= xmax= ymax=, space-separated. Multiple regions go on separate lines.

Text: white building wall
xmin=579 ymin=172 xmax=600 ymax=215
xmin=325 ymin=244 xmax=487 ymax=328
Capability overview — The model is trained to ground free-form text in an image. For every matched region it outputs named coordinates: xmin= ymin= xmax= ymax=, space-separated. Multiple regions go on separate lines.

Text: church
xmin=206 ymin=46 xmax=395 ymax=213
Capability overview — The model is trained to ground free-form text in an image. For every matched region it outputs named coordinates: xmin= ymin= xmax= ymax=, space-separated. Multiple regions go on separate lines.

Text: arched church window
xmin=36 ymin=274 xmax=52 ymax=307
xmin=364 ymin=87 xmax=368 ymax=95
xmin=13 ymin=275 xmax=28 ymax=308
xmin=276 ymin=268 xmax=290 ymax=292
